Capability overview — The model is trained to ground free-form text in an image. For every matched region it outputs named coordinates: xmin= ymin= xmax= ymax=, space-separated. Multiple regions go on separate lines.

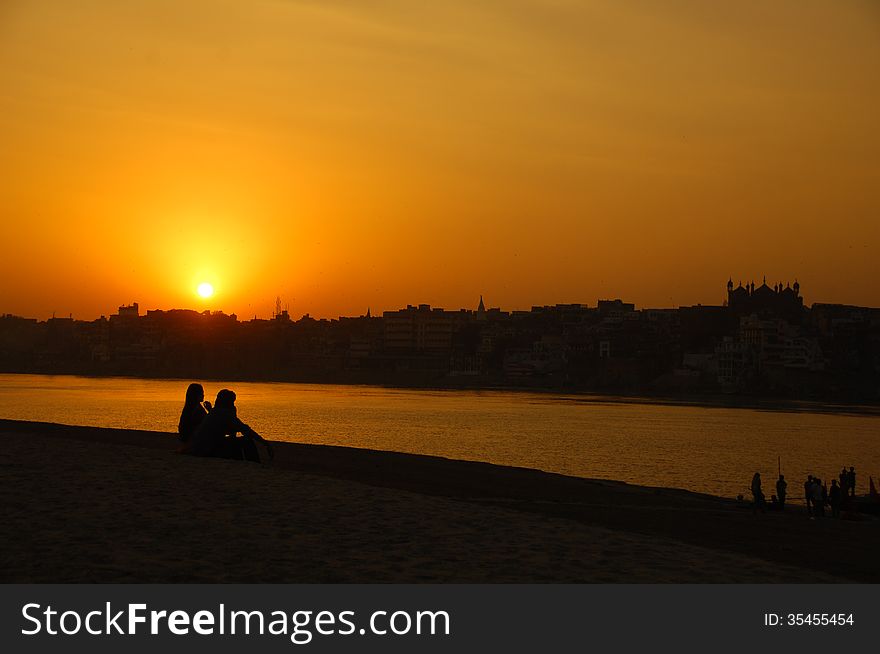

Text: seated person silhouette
xmin=178 ymin=383 xmax=211 ymax=444
xmin=191 ymin=389 xmax=273 ymax=462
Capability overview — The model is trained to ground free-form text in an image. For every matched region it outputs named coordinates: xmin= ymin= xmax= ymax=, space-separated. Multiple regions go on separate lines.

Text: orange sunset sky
xmin=1 ymin=0 xmax=878 ymax=320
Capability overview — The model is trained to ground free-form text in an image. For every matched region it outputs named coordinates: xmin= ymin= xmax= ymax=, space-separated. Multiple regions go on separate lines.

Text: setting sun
xmin=197 ymin=282 xmax=214 ymax=299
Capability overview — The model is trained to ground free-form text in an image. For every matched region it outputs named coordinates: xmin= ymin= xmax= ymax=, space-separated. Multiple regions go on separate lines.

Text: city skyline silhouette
xmin=4 ymin=275 xmax=878 ymax=324
xmin=2 ymin=277 xmax=877 ymax=402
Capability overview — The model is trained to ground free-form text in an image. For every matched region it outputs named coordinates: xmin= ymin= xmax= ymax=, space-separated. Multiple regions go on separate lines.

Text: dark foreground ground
xmin=1 ymin=419 xmax=877 ymax=582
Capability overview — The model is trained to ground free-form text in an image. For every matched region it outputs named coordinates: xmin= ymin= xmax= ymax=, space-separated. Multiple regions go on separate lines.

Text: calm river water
xmin=1 ymin=374 xmax=877 ymax=500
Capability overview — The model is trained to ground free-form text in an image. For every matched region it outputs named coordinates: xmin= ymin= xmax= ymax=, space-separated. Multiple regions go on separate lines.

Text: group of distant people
xmin=749 ymin=467 xmax=858 ymax=519
xmin=177 ymin=383 xmax=274 ymax=462
xmin=801 ymin=469 xmax=857 ymax=519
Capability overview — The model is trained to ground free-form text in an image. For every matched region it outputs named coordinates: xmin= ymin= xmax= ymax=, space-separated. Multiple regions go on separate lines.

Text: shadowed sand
xmin=1 ymin=419 xmax=876 ymax=583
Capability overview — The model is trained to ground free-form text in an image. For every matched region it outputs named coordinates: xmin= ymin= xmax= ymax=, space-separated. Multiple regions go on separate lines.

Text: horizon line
xmin=5 ymin=295 xmax=879 ymax=324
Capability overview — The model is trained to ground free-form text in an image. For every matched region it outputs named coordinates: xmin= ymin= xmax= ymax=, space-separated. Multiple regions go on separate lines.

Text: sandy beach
xmin=1 ymin=419 xmax=877 ymax=583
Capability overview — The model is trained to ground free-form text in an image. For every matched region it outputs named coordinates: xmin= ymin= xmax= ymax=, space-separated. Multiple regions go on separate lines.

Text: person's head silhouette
xmin=215 ymin=389 xmax=236 ymax=409
xmin=185 ymin=383 xmax=205 ymax=405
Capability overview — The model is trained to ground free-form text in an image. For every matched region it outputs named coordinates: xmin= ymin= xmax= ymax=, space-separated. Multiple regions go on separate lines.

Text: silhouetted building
xmin=383 ymin=304 xmax=460 ymax=351
xmin=116 ymin=303 xmax=139 ymax=319
xmin=597 ymin=299 xmax=635 ymax=320
xmin=727 ymin=278 xmax=804 ymax=323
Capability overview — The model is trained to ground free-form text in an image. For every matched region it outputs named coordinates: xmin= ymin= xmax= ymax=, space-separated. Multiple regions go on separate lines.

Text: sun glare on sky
xmin=197 ymin=283 xmax=214 ymax=299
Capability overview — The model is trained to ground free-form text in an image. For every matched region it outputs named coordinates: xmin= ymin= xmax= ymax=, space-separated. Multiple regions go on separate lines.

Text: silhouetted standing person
xmin=751 ymin=472 xmax=765 ymax=514
xmin=178 ymin=383 xmax=210 ymax=443
xmin=839 ymin=467 xmax=848 ymax=496
xmin=812 ymin=477 xmax=825 ymax=517
xmin=829 ymin=479 xmax=842 ymax=518
xmin=847 ymin=467 xmax=856 ymax=498
xmin=776 ymin=474 xmax=787 ymax=511
xmin=804 ymin=475 xmax=814 ymax=516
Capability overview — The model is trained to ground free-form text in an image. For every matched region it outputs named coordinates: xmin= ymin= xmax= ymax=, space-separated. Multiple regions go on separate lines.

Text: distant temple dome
xmin=726 ymin=276 xmax=804 ymax=323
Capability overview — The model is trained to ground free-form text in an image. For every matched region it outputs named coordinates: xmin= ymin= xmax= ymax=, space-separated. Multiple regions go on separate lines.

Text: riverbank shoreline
xmin=2 ymin=419 xmax=878 ymax=583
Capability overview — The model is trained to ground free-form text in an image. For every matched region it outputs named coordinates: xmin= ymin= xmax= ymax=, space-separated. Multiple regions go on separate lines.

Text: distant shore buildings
xmin=1 ymin=280 xmax=878 ymax=401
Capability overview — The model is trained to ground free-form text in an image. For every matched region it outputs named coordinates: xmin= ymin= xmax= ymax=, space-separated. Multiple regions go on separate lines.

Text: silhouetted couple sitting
xmin=178 ymin=383 xmax=273 ymax=463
